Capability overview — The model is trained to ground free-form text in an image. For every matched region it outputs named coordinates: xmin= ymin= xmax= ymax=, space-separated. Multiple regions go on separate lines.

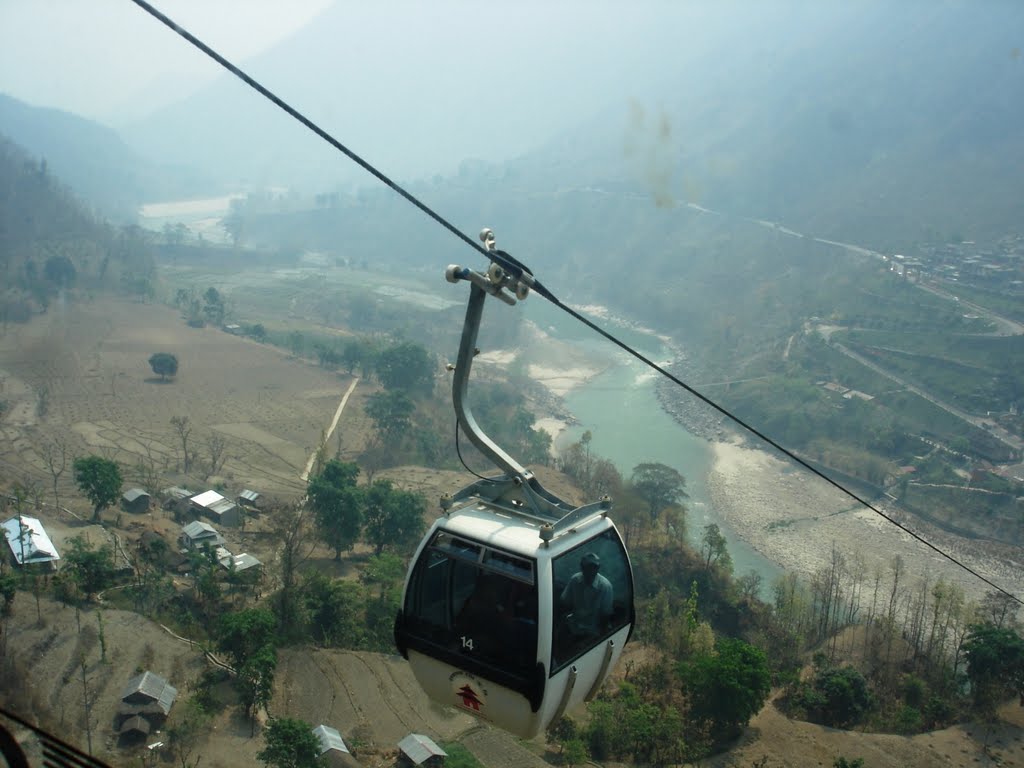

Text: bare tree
xmin=171 ymin=416 xmax=193 ymax=472
xmin=40 ymin=435 xmax=69 ymax=509
xmin=205 ymin=433 xmax=228 ymax=476
xmin=134 ymin=442 xmax=166 ymax=498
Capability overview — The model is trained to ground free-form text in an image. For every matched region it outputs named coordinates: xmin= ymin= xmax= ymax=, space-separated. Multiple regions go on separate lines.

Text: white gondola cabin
xmin=395 ymin=235 xmax=635 ymax=738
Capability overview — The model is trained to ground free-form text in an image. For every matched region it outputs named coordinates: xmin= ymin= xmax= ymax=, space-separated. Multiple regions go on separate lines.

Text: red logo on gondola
xmin=458 ymin=685 xmax=483 ymax=711
xmin=450 ymin=671 xmax=488 ymax=714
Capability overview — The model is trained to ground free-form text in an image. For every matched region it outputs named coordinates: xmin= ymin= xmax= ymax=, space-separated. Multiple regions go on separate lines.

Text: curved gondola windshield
xmin=404 ymin=531 xmax=539 ymax=679
xmin=551 ymin=528 xmax=633 ymax=672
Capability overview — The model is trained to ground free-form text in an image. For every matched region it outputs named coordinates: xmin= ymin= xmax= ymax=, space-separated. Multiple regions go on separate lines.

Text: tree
xmin=365 ymin=390 xmax=414 ymax=446
xmin=257 ymin=717 xmax=323 ymax=768
xmin=304 ymin=571 xmax=365 ymax=647
xmin=171 ymin=416 xmax=193 ymax=472
xmin=700 ymin=523 xmax=730 ymax=571
xmin=362 ymin=479 xmax=427 ymax=556
xmin=375 ymin=341 xmax=434 ymax=394
xmin=216 ymin=608 xmax=277 ymax=669
xmin=682 ymin=637 xmax=771 ymax=745
xmin=307 ymin=460 xmax=364 ymax=560
xmin=630 ymin=462 xmax=688 ymax=527
xmin=963 ymin=622 xmax=1024 ymax=714
xmin=44 ymin=254 xmax=76 ymax=288
xmin=40 ymin=433 xmax=69 ymax=509
xmin=64 ymin=536 xmax=116 ymax=601
xmin=73 ymin=455 xmax=122 ymax=521
xmin=167 ymin=696 xmax=210 ymax=768
xmin=237 ymin=645 xmax=277 ymax=731
xmin=149 ymin=352 xmax=179 ymax=381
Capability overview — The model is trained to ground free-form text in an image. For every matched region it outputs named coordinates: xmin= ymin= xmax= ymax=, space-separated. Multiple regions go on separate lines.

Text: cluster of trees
xmin=307 ymin=460 xmax=426 ymax=559
xmin=558 ymin=433 xmax=690 ymax=548
xmin=174 ymin=286 xmax=228 ymax=328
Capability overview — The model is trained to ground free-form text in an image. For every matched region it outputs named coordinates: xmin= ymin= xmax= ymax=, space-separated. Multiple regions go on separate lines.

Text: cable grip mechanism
xmin=445 ymin=229 xmax=530 ymax=305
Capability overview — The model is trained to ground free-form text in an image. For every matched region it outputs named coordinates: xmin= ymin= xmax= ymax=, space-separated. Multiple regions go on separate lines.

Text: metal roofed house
xmin=190 ymin=490 xmax=242 ymax=527
xmin=121 ymin=488 xmax=152 ymax=514
xmin=1 ymin=515 xmax=60 ymax=570
xmin=397 ymin=734 xmax=447 ymax=768
xmin=117 ymin=671 xmax=178 ymax=738
xmin=219 ymin=552 xmax=262 ymax=574
xmin=179 ymin=521 xmax=225 ymax=551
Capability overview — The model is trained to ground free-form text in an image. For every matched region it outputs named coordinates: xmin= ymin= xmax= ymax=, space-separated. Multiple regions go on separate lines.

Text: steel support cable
xmin=129 ymin=0 xmax=1022 ymax=606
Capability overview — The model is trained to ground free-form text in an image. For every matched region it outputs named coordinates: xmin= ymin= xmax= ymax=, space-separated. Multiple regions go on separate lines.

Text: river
xmin=524 ymin=300 xmax=783 ymax=595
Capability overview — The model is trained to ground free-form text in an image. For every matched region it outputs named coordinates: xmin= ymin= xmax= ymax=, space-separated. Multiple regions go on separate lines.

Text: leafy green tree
xmin=307 ymin=460 xmax=364 ymax=559
xmin=216 ymin=608 xmax=277 ymax=669
xmin=630 ymin=462 xmax=688 ymax=527
xmin=148 ymin=352 xmax=179 ymax=381
xmin=73 ymin=455 xmax=123 ymax=521
xmin=375 ymin=341 xmax=434 ymax=394
xmin=362 ymin=479 xmax=427 ymax=556
xmin=561 ymin=740 xmax=587 ymax=767
xmin=682 ymin=637 xmax=771 ymax=745
xmin=63 ymin=536 xmax=116 ymax=601
xmin=303 ymin=572 xmax=365 ymax=647
xmin=700 ymin=523 xmax=731 ymax=571
xmin=237 ymin=645 xmax=277 ymax=727
xmin=203 ymin=286 xmax=224 ymax=325
xmin=365 ymin=390 xmax=415 ymax=446
xmin=963 ymin=622 xmax=1024 ymax=714
xmin=257 ymin=717 xmax=323 ymax=768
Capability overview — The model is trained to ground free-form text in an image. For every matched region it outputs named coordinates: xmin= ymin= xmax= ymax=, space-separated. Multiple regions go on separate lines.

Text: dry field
xmin=0 ymin=297 xmax=355 ymax=502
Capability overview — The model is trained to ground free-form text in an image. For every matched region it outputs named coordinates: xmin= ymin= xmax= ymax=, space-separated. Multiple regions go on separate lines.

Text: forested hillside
xmin=0 ymin=134 xmax=157 ymax=323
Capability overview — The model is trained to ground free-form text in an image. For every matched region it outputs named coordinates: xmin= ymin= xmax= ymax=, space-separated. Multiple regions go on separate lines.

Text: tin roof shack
xmin=121 ymin=488 xmax=152 ymax=515
xmin=237 ymin=489 xmax=261 ymax=510
xmin=2 ymin=515 xmax=60 ymax=571
xmin=190 ymin=490 xmax=242 ymax=527
xmin=117 ymin=672 xmax=177 ymax=740
xmin=398 ymin=734 xmax=446 ymax=768
xmin=313 ymin=724 xmax=358 ymax=768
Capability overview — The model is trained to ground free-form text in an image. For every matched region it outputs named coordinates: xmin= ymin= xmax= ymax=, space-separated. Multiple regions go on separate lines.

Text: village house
xmin=116 ymin=671 xmax=178 ymax=740
xmin=178 ymin=521 xmax=225 ymax=551
xmin=1 ymin=515 xmax=60 ymax=571
xmin=121 ymin=488 xmax=151 ymax=514
xmin=397 ymin=734 xmax=446 ymax=768
xmin=190 ymin=490 xmax=242 ymax=527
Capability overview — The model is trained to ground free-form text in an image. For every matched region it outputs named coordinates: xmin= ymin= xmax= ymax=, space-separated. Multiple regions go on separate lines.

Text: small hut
xmin=397 ymin=734 xmax=446 ymax=768
xmin=121 ymin=488 xmax=152 ymax=514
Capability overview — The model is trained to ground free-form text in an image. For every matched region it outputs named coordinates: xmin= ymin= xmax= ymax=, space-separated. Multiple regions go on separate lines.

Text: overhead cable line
xmin=129 ymin=0 xmax=1022 ymax=607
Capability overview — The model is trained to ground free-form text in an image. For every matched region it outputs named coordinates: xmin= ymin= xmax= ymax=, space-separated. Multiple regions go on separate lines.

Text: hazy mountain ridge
xmin=0 ymin=93 xmax=215 ymax=220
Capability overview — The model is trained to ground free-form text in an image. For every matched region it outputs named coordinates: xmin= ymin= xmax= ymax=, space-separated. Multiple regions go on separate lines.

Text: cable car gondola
xmin=394 ymin=231 xmax=635 ymax=738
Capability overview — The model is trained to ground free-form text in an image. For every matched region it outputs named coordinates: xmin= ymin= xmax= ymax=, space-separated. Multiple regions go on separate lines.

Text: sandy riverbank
xmin=706 ymin=437 xmax=1024 ymax=605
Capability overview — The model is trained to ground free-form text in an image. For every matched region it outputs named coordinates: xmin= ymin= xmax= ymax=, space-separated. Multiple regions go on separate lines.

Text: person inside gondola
xmin=560 ymin=552 xmax=613 ymax=642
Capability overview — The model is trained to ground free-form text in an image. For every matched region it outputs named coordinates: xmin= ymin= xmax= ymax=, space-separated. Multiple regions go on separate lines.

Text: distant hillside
xmin=0 ymin=93 xmax=213 ymax=220
xmin=0 ymin=134 xmax=157 ymax=318
xmin=519 ymin=2 xmax=1024 ymax=252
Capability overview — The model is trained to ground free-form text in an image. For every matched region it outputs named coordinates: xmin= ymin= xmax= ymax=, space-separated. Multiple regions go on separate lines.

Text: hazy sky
xmin=0 ymin=0 xmax=332 ymax=120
